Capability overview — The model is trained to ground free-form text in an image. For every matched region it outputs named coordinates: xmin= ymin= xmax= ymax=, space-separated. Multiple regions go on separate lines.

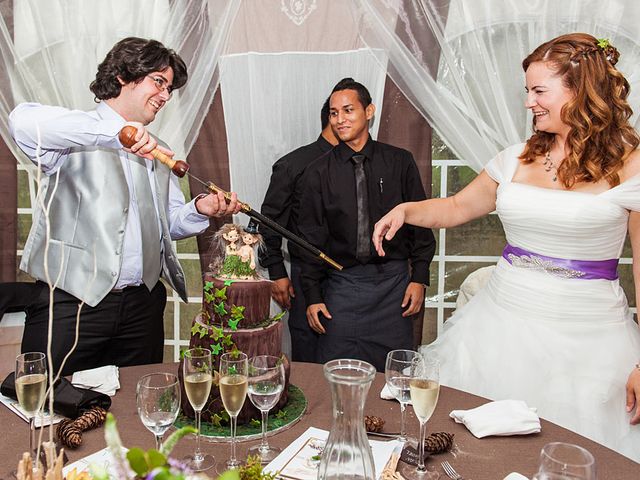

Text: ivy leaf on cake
xmin=213 ymin=302 xmax=228 ymax=316
xmin=214 ymin=287 xmax=228 ymax=300
xmin=191 ymin=323 xmax=208 ymax=339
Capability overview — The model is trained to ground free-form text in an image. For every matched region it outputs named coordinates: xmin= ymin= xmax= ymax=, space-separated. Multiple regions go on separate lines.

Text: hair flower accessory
xmin=595 ymin=37 xmax=619 ymax=65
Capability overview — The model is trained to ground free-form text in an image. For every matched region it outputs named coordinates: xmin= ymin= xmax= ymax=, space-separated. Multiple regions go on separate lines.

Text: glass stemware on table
xmin=401 ymin=354 xmax=440 ymax=479
xmin=385 ymin=349 xmax=421 ymax=444
xmin=136 ymin=372 xmax=181 ymax=451
xmin=183 ymin=348 xmax=215 ymax=471
xmin=15 ymin=352 xmax=47 ymax=471
xmin=533 ymin=442 xmax=596 ymax=480
xmin=219 ymin=351 xmax=249 ymax=470
xmin=246 ymin=355 xmax=286 ymax=464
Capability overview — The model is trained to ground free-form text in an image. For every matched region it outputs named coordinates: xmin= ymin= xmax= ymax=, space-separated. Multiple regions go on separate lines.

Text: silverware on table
xmin=365 ymin=431 xmax=401 ymax=439
xmin=442 ymin=460 xmax=464 ymax=479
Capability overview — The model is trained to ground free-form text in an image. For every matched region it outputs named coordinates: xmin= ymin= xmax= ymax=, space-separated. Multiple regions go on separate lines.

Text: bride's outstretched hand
xmin=372 ymin=205 xmax=406 ymax=257
xmin=626 ymin=367 xmax=640 ymax=424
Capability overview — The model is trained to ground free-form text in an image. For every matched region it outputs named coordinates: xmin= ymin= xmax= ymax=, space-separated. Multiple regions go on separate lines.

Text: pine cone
xmin=74 ymin=406 xmax=107 ymax=431
xmin=57 ymin=419 xmax=83 ymax=449
xmin=364 ymin=415 xmax=385 ymax=433
xmin=424 ymin=432 xmax=454 ymax=454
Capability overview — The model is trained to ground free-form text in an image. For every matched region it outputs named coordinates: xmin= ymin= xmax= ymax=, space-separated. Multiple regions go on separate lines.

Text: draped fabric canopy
xmin=0 ymin=0 xmax=239 ymax=166
xmin=0 ymin=0 xmax=639 ymax=282
xmin=0 ymin=0 xmax=640 ymax=174
xmin=1 ymin=0 xmax=638 ymax=176
xmin=356 ymin=0 xmax=640 ymax=170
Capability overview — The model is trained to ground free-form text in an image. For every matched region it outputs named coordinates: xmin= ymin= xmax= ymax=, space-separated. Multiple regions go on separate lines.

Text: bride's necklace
xmin=543 ymin=151 xmax=558 ymax=182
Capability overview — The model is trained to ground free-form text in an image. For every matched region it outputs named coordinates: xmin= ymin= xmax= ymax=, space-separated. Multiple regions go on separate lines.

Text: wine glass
xmin=246 ymin=355 xmax=286 ymax=464
xmin=183 ymin=348 xmax=215 ymax=471
xmin=385 ymin=349 xmax=421 ymax=443
xmin=15 ymin=352 xmax=47 ymax=470
xmin=402 ymin=354 xmax=440 ymax=478
xmin=219 ymin=351 xmax=248 ymax=469
xmin=533 ymin=442 xmax=596 ymax=479
xmin=136 ymin=373 xmax=180 ymax=451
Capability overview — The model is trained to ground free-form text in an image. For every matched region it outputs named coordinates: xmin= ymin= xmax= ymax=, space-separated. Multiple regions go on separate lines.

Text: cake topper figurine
xmin=213 ymin=223 xmax=263 ymax=280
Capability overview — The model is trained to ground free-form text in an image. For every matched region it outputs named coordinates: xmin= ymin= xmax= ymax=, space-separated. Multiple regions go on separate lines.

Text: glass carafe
xmin=318 ymin=359 xmax=376 ymax=480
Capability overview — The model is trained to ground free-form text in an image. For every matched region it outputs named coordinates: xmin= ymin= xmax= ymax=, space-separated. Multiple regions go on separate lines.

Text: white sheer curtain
xmin=219 ymin=0 xmax=389 ymax=213
xmin=221 ymin=49 xmax=387 ymax=214
xmin=355 ymin=0 xmax=640 ymax=171
xmin=0 ymin=0 xmax=240 ymax=170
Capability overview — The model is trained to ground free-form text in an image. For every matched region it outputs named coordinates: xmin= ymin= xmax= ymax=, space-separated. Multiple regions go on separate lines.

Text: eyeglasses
xmin=146 ymin=75 xmax=174 ymax=97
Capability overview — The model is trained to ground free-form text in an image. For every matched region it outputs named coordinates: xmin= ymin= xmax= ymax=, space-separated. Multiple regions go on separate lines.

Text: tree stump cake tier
xmin=181 ymin=277 xmax=291 ymax=426
xmin=203 ymin=275 xmax=272 ymax=329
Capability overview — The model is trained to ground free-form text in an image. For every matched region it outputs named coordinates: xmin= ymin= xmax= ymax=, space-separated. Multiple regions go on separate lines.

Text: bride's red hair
xmin=519 ymin=33 xmax=639 ymax=188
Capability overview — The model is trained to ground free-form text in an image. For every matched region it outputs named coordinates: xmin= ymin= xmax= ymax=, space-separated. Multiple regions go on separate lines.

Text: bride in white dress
xmin=373 ymin=33 xmax=640 ymax=462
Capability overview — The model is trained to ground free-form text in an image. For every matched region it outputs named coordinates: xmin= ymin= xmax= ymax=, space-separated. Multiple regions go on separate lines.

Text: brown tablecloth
xmin=1 ymin=362 xmax=638 ymax=479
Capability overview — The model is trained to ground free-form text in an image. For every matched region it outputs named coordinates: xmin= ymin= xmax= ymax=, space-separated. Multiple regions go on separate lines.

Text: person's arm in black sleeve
xmin=259 ymin=157 xmax=293 ymax=279
xmin=259 ymin=157 xmax=296 ymax=308
xmin=297 ymin=165 xmax=332 ymax=334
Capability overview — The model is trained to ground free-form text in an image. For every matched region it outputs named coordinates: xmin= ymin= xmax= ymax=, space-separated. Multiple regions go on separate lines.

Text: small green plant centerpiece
xmin=86 ymin=414 xmax=276 ymax=480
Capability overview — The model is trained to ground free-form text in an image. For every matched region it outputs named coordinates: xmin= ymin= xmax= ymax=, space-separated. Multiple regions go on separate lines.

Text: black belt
xmin=110 ymin=284 xmax=146 ymax=293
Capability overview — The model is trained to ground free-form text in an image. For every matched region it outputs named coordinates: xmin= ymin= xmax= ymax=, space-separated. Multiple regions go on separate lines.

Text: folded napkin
xmin=450 ymin=399 xmax=541 ymax=438
xmin=72 ymin=365 xmax=120 ymax=396
xmin=504 ymin=473 xmax=529 ymax=480
xmin=380 ymin=383 xmax=412 ymax=405
xmin=1 ymin=372 xmax=111 ymax=419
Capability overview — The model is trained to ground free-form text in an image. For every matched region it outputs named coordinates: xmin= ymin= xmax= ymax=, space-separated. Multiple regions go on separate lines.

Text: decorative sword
xmin=119 ymin=126 xmax=343 ymax=271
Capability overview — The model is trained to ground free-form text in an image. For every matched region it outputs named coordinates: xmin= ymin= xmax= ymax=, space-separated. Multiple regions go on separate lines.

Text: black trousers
xmin=288 ymin=260 xmax=319 ymax=362
xmin=0 ymin=282 xmax=42 ymax=317
xmin=22 ymin=281 xmax=166 ymax=376
xmin=316 ymin=260 xmax=413 ymax=372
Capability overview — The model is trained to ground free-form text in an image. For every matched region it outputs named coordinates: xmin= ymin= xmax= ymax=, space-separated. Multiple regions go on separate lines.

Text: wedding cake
xmin=180 ymin=224 xmax=290 ymax=425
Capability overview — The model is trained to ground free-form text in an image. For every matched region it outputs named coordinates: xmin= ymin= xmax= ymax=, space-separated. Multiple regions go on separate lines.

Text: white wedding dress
xmin=421 ymin=144 xmax=640 ymax=462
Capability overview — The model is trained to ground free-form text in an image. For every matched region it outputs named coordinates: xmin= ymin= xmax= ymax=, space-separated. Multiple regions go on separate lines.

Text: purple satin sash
xmin=502 ymin=244 xmax=618 ymax=280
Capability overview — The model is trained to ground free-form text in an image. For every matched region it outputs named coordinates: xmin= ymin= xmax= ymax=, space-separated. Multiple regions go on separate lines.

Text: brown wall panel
xmin=186 ymin=88 xmax=232 ymax=275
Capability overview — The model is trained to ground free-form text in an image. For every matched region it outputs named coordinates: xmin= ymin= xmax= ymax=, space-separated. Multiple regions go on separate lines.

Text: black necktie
xmin=351 ymin=154 xmax=370 ymax=262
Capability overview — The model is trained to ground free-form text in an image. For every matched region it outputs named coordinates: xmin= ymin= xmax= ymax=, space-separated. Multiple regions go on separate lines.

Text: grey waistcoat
xmin=21 ymin=147 xmax=188 ymax=307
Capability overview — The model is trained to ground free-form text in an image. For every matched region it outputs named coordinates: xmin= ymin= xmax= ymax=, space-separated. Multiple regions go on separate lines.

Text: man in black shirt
xmin=258 ymin=99 xmax=338 ymax=362
xmin=298 ymin=78 xmax=436 ymax=371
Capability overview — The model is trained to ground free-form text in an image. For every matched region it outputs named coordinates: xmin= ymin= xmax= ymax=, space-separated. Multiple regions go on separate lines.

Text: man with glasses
xmin=9 ymin=37 xmax=240 ymax=375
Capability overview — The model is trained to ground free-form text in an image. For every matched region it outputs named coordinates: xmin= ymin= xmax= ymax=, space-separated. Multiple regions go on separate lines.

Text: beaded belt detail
xmin=502 ymin=244 xmax=618 ymax=280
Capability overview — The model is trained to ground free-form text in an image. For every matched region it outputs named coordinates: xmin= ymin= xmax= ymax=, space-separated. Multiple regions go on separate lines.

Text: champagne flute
xmin=219 ymin=351 xmax=248 ymax=469
xmin=15 ymin=352 xmax=47 ymax=468
xmin=385 ymin=349 xmax=420 ymax=443
xmin=404 ymin=355 xmax=440 ymax=478
xmin=246 ymin=355 xmax=286 ymax=464
xmin=183 ymin=348 xmax=215 ymax=471
xmin=533 ymin=442 xmax=596 ymax=479
xmin=136 ymin=373 xmax=180 ymax=451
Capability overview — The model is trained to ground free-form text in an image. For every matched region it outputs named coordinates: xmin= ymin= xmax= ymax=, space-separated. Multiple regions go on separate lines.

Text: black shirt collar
xmin=316 ymin=134 xmax=335 ymax=153
xmin=336 ymin=135 xmax=374 ymax=163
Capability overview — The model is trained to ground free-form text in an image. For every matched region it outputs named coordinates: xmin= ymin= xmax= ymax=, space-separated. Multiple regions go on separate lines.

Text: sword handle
xmin=119 ymin=126 xmax=189 ymax=177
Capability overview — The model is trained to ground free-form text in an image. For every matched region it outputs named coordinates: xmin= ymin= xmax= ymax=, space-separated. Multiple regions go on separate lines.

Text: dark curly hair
xmin=519 ymin=33 xmax=639 ymax=188
xmin=89 ymin=37 xmax=188 ymax=102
